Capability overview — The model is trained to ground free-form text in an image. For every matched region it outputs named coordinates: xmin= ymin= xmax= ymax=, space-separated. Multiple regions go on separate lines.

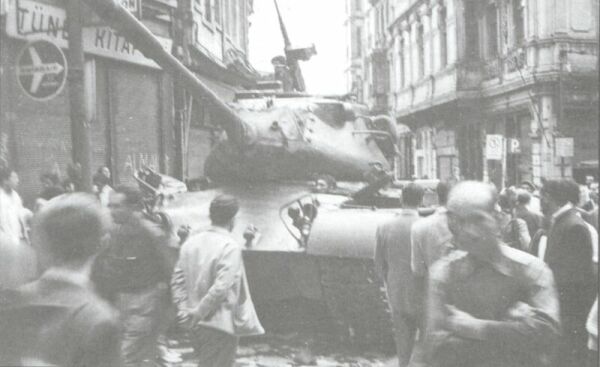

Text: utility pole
xmin=172 ymin=0 xmax=193 ymax=180
xmin=66 ymin=0 xmax=92 ymax=191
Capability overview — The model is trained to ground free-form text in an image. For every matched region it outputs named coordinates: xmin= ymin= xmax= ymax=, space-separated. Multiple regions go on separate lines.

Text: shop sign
xmin=507 ymin=138 xmax=521 ymax=154
xmin=6 ymin=0 xmax=172 ymax=69
xmin=16 ymin=39 xmax=67 ymax=101
xmin=485 ymin=134 xmax=504 ymax=161
xmin=555 ymin=137 xmax=574 ymax=157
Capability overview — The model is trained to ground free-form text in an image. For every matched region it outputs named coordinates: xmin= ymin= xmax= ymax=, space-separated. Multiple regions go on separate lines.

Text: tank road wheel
xmin=316 ymin=256 xmax=395 ymax=350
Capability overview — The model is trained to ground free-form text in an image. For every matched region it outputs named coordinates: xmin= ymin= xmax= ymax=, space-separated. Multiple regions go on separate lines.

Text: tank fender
xmin=306 ymin=209 xmax=399 ymax=258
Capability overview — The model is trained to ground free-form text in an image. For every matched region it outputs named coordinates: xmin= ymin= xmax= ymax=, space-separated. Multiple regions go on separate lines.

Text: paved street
xmin=168 ymin=332 xmax=397 ymax=367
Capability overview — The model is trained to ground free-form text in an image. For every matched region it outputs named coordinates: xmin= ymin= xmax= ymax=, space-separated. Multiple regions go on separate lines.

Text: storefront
xmin=0 ymin=0 xmax=175 ymax=203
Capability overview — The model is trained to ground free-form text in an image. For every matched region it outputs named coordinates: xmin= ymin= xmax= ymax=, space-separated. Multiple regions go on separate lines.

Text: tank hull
xmin=164 ymin=182 xmax=396 ymax=345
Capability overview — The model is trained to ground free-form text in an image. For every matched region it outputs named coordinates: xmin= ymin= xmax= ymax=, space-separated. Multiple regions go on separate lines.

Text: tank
xmin=82 ymin=0 xmax=432 ymax=346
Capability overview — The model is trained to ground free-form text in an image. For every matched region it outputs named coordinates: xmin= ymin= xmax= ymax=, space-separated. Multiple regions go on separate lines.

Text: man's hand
xmin=445 ymin=305 xmax=485 ymax=340
xmin=187 ymin=306 xmax=216 ymax=330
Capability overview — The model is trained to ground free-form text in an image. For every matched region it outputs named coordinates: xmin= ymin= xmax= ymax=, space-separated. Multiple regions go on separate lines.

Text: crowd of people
xmin=0 ymin=161 xmax=598 ymax=367
xmin=376 ymin=178 xmax=598 ymax=367
xmin=0 ymin=165 xmax=263 ymax=366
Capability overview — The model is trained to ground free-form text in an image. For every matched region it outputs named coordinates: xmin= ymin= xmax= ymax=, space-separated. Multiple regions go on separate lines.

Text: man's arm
xmin=447 ymin=263 xmax=560 ymax=351
xmin=170 ymin=264 xmax=191 ymax=325
xmin=411 ymin=223 xmax=427 ymax=277
xmin=193 ymin=243 xmax=242 ymax=320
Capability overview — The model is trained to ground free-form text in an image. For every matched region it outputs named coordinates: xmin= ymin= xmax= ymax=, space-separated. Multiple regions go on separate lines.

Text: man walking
xmin=375 ymin=183 xmax=424 ymax=367
xmin=411 ymin=181 xmax=454 ymax=277
xmin=0 ymin=194 xmax=122 ymax=366
xmin=514 ymin=190 xmax=543 ymax=237
xmin=540 ymin=179 xmax=596 ymax=367
xmin=92 ymin=185 xmax=173 ymax=366
xmin=424 ymin=181 xmax=560 ymax=367
xmin=171 ymin=195 xmax=264 ymax=367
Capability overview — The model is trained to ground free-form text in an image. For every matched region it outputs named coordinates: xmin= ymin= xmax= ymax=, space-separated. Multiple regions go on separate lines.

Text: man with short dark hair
xmin=375 ymin=183 xmax=424 ymax=367
xmin=171 ymin=194 xmax=264 ymax=367
xmin=0 ymin=194 xmax=122 ymax=366
xmin=424 ymin=181 xmax=560 ymax=367
xmin=514 ymin=189 xmax=543 ymax=237
xmin=92 ymin=185 xmax=172 ymax=367
xmin=540 ymin=179 xmax=596 ymax=367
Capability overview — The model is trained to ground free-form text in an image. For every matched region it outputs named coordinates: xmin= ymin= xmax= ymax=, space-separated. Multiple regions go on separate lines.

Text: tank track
xmin=316 ymin=256 xmax=395 ymax=349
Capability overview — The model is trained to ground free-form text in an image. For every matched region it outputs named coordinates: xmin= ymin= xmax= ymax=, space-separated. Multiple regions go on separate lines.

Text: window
xmin=417 ymin=22 xmax=424 ymax=77
xmin=486 ymin=3 xmax=499 ymax=58
xmin=232 ymin=0 xmax=239 ymax=43
xmin=204 ymin=0 xmax=212 ymax=22
xmin=215 ymin=0 xmax=221 ymax=25
xmin=224 ymin=0 xmax=230 ymax=32
xmin=399 ymin=37 xmax=405 ymax=87
xmin=439 ymin=6 xmax=447 ymax=67
xmin=355 ymin=26 xmax=362 ymax=57
xmin=465 ymin=3 xmax=479 ymax=59
xmin=513 ymin=0 xmax=524 ymax=46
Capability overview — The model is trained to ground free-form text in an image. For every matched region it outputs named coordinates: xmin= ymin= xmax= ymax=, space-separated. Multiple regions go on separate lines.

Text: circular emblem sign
xmin=16 ymin=40 xmax=68 ymax=101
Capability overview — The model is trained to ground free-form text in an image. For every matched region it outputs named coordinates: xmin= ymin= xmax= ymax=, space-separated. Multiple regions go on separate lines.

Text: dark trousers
xmin=116 ymin=284 xmax=167 ymax=367
xmin=192 ymin=327 xmax=239 ymax=367
xmin=555 ymin=284 xmax=596 ymax=367
xmin=392 ymin=311 xmax=418 ymax=367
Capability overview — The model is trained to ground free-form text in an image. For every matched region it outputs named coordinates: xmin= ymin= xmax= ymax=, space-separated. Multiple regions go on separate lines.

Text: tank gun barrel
xmin=81 ymin=0 xmax=248 ymax=146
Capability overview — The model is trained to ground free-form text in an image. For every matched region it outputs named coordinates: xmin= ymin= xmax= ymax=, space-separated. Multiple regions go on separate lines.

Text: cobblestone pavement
xmin=162 ymin=332 xmax=398 ymax=367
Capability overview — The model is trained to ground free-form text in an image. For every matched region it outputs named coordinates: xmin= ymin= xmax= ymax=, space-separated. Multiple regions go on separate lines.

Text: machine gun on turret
xmin=272 ymin=0 xmax=317 ymax=92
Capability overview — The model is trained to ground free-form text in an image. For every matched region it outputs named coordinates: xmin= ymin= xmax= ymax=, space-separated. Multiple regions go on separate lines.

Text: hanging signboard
xmin=16 ymin=40 xmax=67 ymax=101
xmin=555 ymin=137 xmax=574 ymax=157
xmin=507 ymin=138 xmax=521 ymax=154
xmin=485 ymin=134 xmax=504 ymax=161
xmin=6 ymin=0 xmax=171 ymax=69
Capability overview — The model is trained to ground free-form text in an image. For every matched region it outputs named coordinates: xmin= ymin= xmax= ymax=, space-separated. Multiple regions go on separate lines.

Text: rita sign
xmin=16 ymin=40 xmax=67 ymax=101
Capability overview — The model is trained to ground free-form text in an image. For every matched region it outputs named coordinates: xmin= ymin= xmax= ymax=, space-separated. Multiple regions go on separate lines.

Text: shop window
xmin=439 ymin=6 xmax=448 ymax=67
xmin=486 ymin=3 xmax=499 ymax=58
xmin=512 ymin=0 xmax=524 ymax=46
xmin=416 ymin=131 xmax=423 ymax=149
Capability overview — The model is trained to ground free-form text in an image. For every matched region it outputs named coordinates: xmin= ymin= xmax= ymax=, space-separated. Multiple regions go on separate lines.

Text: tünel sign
xmin=6 ymin=0 xmax=171 ymax=68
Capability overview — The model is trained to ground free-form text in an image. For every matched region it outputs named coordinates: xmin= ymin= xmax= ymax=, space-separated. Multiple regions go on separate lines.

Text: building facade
xmin=349 ymin=0 xmax=599 ymax=186
xmin=344 ymin=0 xmax=366 ymax=102
xmin=0 ymin=0 xmax=254 ymax=204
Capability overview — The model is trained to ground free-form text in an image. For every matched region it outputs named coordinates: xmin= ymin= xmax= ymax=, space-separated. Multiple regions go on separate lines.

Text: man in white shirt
xmin=0 ymin=168 xmax=27 ymax=245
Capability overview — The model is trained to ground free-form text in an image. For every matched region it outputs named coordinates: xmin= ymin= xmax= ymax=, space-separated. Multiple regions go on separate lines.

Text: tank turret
xmin=82 ymin=0 xmax=400 ymax=183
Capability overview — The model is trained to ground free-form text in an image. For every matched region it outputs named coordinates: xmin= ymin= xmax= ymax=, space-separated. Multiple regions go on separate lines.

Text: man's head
xmin=516 ymin=189 xmax=531 ymax=206
xmin=401 ymin=183 xmax=424 ymax=208
xmin=32 ymin=193 xmax=110 ymax=269
xmin=209 ymin=194 xmax=239 ymax=231
xmin=436 ymin=180 xmax=454 ymax=207
xmin=447 ymin=181 xmax=499 ymax=260
xmin=540 ymin=179 xmax=579 ymax=217
xmin=0 ymin=167 xmax=18 ymax=192
xmin=99 ymin=166 xmax=111 ymax=180
xmin=40 ymin=172 xmax=60 ymax=188
xmin=108 ymin=185 xmax=144 ymax=223
xmin=520 ymin=181 xmax=536 ymax=193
